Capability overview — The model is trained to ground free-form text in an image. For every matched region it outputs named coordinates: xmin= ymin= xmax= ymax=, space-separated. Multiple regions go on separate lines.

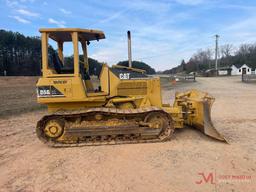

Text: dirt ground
xmin=0 ymin=77 xmax=43 ymax=118
xmin=0 ymin=76 xmax=255 ymax=192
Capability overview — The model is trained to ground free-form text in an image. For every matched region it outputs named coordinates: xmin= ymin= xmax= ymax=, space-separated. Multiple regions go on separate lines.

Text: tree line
xmin=0 ymin=30 xmax=106 ymax=76
xmin=117 ymin=60 xmax=156 ymax=74
xmin=162 ymin=43 xmax=256 ymax=74
xmin=0 ymin=29 xmax=156 ymax=76
xmin=64 ymin=57 xmax=156 ymax=75
xmin=0 ymin=29 xmax=41 ymax=76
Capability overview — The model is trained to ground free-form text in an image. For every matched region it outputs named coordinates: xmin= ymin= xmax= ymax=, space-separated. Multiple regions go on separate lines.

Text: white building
xmin=231 ymin=64 xmax=252 ymax=75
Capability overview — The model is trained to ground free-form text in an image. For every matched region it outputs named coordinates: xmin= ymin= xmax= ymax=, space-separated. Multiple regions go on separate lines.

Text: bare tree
xmin=221 ymin=44 xmax=234 ymax=58
xmin=191 ymin=49 xmax=213 ymax=70
xmin=237 ymin=44 xmax=251 ymax=56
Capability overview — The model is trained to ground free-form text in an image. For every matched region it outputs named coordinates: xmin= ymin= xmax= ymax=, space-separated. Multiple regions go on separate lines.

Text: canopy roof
xmin=39 ymin=28 xmax=105 ymax=42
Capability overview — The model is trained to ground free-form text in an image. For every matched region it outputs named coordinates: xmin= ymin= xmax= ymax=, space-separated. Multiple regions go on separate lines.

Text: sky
xmin=1 ymin=0 xmax=256 ymax=71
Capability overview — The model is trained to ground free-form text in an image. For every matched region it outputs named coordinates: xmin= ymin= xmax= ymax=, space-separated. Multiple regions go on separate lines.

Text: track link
xmin=36 ymin=107 xmax=174 ymax=147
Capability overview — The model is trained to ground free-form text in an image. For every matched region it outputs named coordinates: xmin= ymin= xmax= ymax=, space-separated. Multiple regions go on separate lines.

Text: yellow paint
xmin=37 ymin=28 xmax=193 ymax=128
xmin=36 ymin=28 xmax=225 ymax=142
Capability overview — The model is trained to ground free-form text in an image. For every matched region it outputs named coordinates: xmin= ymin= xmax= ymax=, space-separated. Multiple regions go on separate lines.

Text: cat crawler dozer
xmin=36 ymin=28 xmax=226 ymax=147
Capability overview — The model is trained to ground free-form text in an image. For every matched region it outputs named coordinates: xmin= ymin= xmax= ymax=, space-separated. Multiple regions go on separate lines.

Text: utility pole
xmin=214 ymin=34 xmax=219 ymax=76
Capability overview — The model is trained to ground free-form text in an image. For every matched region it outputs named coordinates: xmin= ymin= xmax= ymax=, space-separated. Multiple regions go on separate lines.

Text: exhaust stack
xmin=127 ymin=31 xmax=132 ymax=68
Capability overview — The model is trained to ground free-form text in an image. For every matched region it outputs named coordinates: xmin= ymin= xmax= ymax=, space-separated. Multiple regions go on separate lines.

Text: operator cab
xmin=39 ymin=28 xmax=105 ymax=92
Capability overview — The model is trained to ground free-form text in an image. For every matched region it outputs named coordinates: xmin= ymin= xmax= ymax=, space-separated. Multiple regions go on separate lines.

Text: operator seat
xmin=52 ymin=52 xmax=63 ymax=74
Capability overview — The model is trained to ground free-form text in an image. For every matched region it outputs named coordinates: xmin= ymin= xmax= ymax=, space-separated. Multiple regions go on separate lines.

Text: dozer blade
xmin=197 ymin=100 xmax=226 ymax=141
xmin=174 ymin=90 xmax=227 ymax=142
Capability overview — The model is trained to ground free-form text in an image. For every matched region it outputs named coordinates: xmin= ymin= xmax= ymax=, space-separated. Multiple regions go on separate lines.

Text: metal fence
xmin=171 ymin=74 xmax=196 ymax=82
xmin=154 ymin=74 xmax=196 ymax=82
xmin=242 ymin=74 xmax=256 ymax=83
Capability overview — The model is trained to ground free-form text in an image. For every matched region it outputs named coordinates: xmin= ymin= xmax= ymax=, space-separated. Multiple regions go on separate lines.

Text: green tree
xmin=64 ymin=55 xmax=103 ymax=76
xmin=117 ymin=60 xmax=156 ymax=74
xmin=0 ymin=29 xmax=41 ymax=76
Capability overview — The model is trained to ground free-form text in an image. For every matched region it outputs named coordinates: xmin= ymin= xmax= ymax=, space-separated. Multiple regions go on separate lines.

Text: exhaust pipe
xmin=127 ymin=31 xmax=132 ymax=68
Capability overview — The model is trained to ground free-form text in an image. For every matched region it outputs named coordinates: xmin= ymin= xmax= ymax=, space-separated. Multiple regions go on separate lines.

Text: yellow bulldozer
xmin=36 ymin=28 xmax=226 ymax=147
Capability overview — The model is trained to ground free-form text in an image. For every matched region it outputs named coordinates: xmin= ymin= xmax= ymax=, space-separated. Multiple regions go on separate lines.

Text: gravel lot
xmin=0 ymin=76 xmax=255 ymax=192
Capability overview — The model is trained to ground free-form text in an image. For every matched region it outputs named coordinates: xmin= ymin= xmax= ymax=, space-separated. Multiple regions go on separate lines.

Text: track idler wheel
xmin=36 ymin=118 xmax=65 ymax=143
xmin=144 ymin=112 xmax=174 ymax=141
xmin=44 ymin=119 xmax=64 ymax=138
